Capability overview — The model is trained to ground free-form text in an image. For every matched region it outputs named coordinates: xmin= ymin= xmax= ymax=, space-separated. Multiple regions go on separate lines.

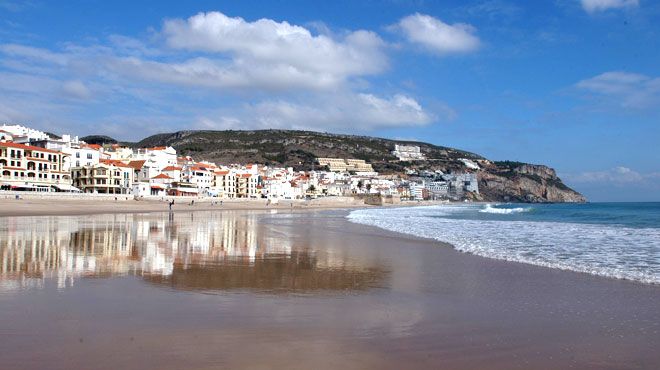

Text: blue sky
xmin=1 ymin=0 xmax=659 ymax=201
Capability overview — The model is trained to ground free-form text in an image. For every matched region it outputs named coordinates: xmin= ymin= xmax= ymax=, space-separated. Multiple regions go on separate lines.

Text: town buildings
xmin=0 ymin=124 xmax=479 ymax=200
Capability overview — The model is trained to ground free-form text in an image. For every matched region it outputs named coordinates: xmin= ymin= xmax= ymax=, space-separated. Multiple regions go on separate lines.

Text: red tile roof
xmin=190 ymin=166 xmax=211 ymax=172
xmin=100 ymin=159 xmax=132 ymax=168
xmin=162 ymin=166 xmax=182 ymax=171
xmin=0 ymin=142 xmax=63 ymax=154
xmin=126 ymin=160 xmax=146 ymax=170
xmin=152 ymin=173 xmax=173 ymax=179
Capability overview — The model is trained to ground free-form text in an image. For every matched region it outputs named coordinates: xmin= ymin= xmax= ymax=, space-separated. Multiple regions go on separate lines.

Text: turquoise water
xmin=443 ymin=202 xmax=660 ymax=228
xmin=348 ymin=203 xmax=660 ymax=284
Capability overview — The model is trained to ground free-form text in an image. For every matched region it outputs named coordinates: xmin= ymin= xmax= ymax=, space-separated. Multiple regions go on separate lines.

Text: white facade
xmin=393 ymin=144 xmax=426 ymax=161
xmin=0 ymin=125 xmax=50 ymax=144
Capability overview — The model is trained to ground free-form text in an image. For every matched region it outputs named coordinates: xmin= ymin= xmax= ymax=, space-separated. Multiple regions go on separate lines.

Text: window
xmin=76 ymin=152 xmax=80 ymax=158
xmin=87 ymin=153 xmax=93 ymax=159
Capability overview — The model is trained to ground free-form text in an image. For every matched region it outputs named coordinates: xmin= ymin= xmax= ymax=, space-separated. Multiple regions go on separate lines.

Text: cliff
xmin=478 ymin=162 xmax=586 ymax=203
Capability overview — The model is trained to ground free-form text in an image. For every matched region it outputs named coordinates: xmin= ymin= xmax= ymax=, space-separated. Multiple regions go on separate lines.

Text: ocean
xmin=348 ymin=202 xmax=660 ymax=284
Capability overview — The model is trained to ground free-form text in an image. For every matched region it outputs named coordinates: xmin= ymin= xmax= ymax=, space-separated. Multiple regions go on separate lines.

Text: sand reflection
xmin=0 ymin=211 xmax=386 ymax=293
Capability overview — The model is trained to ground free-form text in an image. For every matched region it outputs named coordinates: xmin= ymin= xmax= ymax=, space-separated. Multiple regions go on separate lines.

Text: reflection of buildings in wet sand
xmin=0 ymin=215 xmax=137 ymax=289
xmin=1 ymin=212 xmax=384 ymax=292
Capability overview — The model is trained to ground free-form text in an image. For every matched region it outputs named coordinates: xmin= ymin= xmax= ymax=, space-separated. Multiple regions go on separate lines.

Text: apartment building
xmin=317 ymin=158 xmax=375 ymax=173
xmin=72 ymin=162 xmax=134 ymax=194
xmin=392 ymin=144 xmax=426 ymax=161
xmin=0 ymin=142 xmax=71 ymax=191
xmin=212 ymin=170 xmax=237 ymax=198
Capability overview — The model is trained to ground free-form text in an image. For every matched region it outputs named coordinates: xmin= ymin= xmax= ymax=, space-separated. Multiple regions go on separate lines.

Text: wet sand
xmin=0 ymin=210 xmax=658 ymax=369
xmin=0 ymin=196 xmax=368 ymax=217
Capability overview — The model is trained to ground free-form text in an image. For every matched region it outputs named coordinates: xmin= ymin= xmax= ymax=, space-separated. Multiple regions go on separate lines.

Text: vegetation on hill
xmin=134 ymin=129 xmax=482 ymax=171
xmin=80 ymin=135 xmax=118 ymax=145
xmin=78 ymin=129 xmax=584 ymax=203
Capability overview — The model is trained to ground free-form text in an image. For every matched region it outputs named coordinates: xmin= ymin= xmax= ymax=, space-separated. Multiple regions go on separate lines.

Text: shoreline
xmin=0 ymin=193 xmax=456 ymax=217
xmin=0 ymin=209 xmax=657 ymax=369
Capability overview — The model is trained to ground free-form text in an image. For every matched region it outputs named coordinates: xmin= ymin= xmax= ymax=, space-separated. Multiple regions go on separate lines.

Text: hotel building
xmin=0 ymin=142 xmax=71 ymax=191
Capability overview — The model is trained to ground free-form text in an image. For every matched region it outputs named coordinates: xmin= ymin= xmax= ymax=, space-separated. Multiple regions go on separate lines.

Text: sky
xmin=0 ymin=0 xmax=658 ymax=201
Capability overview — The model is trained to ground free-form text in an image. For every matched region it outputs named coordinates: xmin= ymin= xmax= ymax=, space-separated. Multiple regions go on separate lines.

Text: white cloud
xmin=0 ymin=43 xmax=68 ymax=66
xmin=576 ymin=71 xmax=660 ymax=109
xmin=249 ymin=92 xmax=436 ymax=130
xmin=108 ymin=56 xmax=344 ymax=91
xmin=0 ymin=12 xmax=447 ymax=136
xmin=393 ymin=13 xmax=480 ymax=54
xmin=162 ymin=11 xmax=387 ymax=88
xmin=192 ymin=92 xmax=439 ymax=132
xmin=580 ymin=0 xmax=639 ymax=14
xmin=2 ymin=12 xmax=390 ymax=94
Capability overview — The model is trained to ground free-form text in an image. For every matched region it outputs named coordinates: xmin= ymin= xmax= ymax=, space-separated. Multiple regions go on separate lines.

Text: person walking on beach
xmin=169 ymin=199 xmax=174 ymax=211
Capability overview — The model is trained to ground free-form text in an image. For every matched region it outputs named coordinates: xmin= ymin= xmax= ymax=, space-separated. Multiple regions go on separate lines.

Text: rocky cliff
xmin=478 ymin=162 xmax=586 ymax=203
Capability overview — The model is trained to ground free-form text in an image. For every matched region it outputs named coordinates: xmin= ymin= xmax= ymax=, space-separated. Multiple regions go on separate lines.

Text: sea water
xmin=348 ymin=202 xmax=660 ymax=284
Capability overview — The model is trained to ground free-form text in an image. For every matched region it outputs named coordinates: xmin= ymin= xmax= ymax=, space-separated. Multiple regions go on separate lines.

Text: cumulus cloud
xmin=0 ymin=11 xmax=446 ymax=136
xmin=393 ymin=13 xmax=480 ymax=54
xmin=2 ymin=12 xmax=390 ymax=93
xmin=162 ymin=11 xmax=387 ymax=88
xmin=580 ymin=0 xmax=639 ymax=14
xmin=575 ymin=71 xmax=660 ymax=108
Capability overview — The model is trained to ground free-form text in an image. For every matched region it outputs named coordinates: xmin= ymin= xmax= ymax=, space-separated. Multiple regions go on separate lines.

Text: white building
xmin=393 ymin=144 xmax=426 ymax=161
xmin=132 ymin=146 xmax=178 ymax=180
xmin=0 ymin=125 xmax=50 ymax=144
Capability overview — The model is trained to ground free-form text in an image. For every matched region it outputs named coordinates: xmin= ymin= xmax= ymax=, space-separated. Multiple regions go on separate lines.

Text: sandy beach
xmin=0 ymin=195 xmax=372 ymax=217
xmin=0 ymin=208 xmax=658 ymax=369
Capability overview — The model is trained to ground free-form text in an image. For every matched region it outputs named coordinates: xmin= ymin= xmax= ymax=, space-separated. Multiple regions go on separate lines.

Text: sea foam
xmin=479 ymin=204 xmax=532 ymax=214
xmin=347 ymin=205 xmax=660 ymax=284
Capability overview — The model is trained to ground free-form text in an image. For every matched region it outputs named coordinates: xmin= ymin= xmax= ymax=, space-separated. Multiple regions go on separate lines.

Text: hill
xmin=130 ymin=129 xmax=585 ymax=203
xmin=80 ymin=135 xmax=118 ymax=145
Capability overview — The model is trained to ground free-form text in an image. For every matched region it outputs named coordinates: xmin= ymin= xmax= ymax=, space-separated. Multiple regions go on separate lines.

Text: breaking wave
xmin=347 ymin=205 xmax=660 ymax=285
xmin=479 ymin=204 xmax=532 ymax=214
